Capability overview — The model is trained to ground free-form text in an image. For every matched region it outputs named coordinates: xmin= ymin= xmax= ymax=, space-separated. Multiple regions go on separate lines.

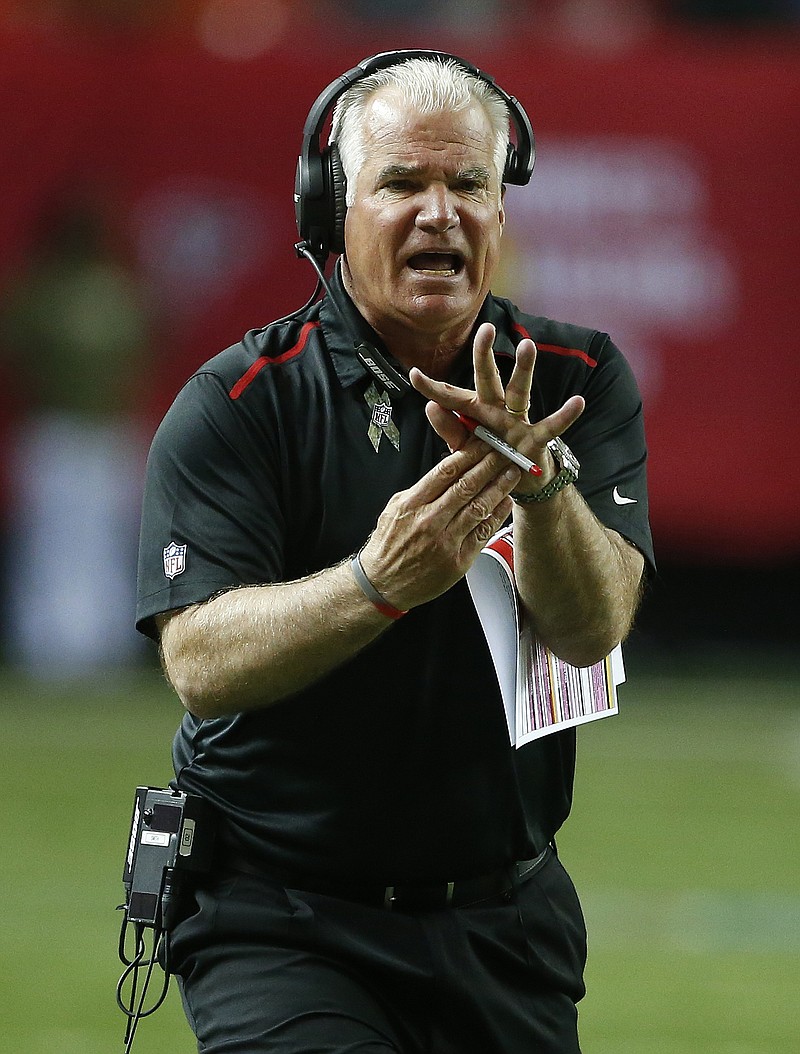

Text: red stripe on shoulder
xmin=512 ymin=322 xmax=597 ymax=369
xmin=229 ymin=321 xmax=321 ymax=400
xmin=537 ymin=342 xmax=598 ymax=368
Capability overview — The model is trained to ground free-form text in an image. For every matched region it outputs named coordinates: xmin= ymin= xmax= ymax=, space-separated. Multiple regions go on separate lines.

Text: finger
xmin=470 ymin=497 xmax=514 ymax=549
xmin=425 ymin=408 xmax=524 ymax=500
xmin=409 ymin=367 xmax=476 ymax=413
xmin=403 ymin=439 xmax=507 ymax=509
xmin=503 ymin=338 xmax=536 ymax=416
xmin=425 ymin=400 xmax=468 ymax=451
xmin=447 ymin=463 xmax=521 ymax=538
xmin=541 ymin=394 xmax=586 ymax=438
xmin=472 ymin=322 xmax=505 ymax=404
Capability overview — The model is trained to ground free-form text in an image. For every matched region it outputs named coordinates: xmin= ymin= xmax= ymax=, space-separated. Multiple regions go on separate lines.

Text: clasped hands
xmin=357 ymin=323 xmax=585 ymax=615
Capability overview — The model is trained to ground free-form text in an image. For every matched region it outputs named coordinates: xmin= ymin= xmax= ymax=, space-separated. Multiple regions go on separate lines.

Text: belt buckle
xmin=382 ymin=879 xmax=455 ymax=911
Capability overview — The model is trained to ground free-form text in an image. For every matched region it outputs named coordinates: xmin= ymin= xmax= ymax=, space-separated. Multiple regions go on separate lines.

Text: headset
xmin=294 ymin=49 xmax=536 ymax=264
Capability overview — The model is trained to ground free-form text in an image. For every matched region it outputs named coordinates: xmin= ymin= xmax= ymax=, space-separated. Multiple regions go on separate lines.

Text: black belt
xmin=224 ymin=845 xmax=551 ymax=912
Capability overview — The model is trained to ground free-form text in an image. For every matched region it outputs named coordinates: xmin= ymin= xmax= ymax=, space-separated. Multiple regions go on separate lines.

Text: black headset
xmin=294 ymin=49 xmax=536 ymax=264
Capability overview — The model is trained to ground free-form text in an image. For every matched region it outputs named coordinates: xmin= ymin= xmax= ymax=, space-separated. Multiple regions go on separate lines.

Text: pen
xmin=455 ymin=413 xmax=543 ymax=476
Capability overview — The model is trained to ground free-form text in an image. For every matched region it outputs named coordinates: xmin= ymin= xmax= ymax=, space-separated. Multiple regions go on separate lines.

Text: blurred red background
xmin=1 ymin=10 xmax=798 ymax=577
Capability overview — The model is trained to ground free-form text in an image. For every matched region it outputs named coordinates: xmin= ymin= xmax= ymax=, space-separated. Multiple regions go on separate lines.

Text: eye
xmin=380 ymin=177 xmax=417 ymax=193
xmin=454 ymin=177 xmax=488 ymax=195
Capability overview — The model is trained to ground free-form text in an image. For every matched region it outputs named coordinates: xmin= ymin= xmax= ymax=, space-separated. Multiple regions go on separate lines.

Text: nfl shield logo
xmin=163 ymin=541 xmax=187 ymax=579
xmin=371 ymin=400 xmax=393 ymax=430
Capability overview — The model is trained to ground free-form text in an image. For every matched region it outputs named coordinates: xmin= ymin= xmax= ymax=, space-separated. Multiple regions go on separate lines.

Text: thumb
xmin=425 ymin=401 xmax=469 ymax=452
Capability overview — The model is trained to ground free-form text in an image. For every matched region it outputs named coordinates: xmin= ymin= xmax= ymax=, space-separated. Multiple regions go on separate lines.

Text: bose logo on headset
xmin=294 ymin=49 xmax=536 ymax=264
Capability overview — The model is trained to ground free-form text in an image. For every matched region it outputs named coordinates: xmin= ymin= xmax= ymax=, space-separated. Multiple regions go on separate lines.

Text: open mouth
xmin=406 ymin=252 xmax=464 ymax=278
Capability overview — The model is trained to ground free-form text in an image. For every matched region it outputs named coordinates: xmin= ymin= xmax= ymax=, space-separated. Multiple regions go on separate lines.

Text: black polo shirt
xmin=136 ymin=265 xmax=654 ymax=884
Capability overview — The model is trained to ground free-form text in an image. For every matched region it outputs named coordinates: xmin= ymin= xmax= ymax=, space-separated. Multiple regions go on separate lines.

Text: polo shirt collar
xmin=319 ymin=263 xmax=389 ymax=391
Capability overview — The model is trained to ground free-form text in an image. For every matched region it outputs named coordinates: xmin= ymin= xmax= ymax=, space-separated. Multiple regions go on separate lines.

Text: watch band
xmin=510 ymin=437 xmax=580 ymax=504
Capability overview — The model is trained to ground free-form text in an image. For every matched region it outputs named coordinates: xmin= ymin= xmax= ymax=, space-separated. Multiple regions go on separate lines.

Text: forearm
xmin=158 ymin=559 xmax=393 ymax=719
xmin=158 ymin=440 xmax=522 ymax=719
xmin=513 ymin=487 xmax=645 ymax=667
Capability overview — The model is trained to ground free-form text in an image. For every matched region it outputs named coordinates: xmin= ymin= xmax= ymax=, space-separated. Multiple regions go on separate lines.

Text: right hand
xmin=358 ymin=441 xmax=521 ymax=612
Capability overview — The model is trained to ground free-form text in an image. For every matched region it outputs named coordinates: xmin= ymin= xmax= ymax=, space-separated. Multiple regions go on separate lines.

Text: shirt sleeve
xmin=135 ymin=370 xmax=285 ymax=639
xmin=565 ymin=335 xmax=655 ymax=573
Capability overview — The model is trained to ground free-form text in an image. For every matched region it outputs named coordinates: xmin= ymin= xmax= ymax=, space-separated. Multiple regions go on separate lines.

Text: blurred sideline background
xmin=0 ymin=2 xmax=797 ymax=1052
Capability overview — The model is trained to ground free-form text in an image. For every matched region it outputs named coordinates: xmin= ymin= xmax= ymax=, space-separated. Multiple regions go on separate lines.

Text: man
xmin=136 ymin=53 xmax=653 ymax=1054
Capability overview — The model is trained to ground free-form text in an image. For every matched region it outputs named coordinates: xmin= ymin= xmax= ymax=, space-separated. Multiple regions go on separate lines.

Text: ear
xmin=498 ymin=184 xmax=506 ymax=232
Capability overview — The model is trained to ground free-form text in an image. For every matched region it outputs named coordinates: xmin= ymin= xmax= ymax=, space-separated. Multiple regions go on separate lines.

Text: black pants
xmin=170 ymin=849 xmax=587 ymax=1053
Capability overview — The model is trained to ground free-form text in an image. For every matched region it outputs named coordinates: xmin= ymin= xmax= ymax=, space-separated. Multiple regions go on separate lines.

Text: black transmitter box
xmin=122 ymin=787 xmax=215 ymax=928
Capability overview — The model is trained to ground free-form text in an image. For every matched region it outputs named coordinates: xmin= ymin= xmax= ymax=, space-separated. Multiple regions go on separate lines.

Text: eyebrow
xmin=375 ymin=163 xmax=493 ymax=184
xmin=455 ymin=166 xmax=492 ymax=184
xmin=375 ymin=164 xmax=421 ymax=183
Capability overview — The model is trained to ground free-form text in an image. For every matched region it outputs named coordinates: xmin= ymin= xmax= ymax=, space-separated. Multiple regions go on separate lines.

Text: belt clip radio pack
xmin=116 ymin=786 xmax=215 ymax=1052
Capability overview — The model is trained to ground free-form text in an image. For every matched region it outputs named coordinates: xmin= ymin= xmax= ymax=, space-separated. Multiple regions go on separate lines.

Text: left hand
xmin=409 ymin=322 xmax=585 ymax=494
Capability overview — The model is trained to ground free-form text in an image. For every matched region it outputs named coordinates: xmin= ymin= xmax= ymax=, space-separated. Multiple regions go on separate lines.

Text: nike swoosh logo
xmin=613 ymin=486 xmax=638 ymax=505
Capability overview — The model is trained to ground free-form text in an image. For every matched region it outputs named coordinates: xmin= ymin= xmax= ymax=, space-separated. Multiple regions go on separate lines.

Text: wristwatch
xmin=511 ymin=437 xmax=580 ymax=504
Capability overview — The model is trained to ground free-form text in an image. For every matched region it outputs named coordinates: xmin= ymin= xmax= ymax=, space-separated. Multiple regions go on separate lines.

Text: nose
xmin=415 ymin=183 xmax=459 ymax=233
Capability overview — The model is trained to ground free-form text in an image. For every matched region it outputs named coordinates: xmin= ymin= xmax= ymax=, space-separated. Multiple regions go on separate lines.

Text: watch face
xmin=546 ymin=437 xmax=580 ymax=479
xmin=563 ymin=448 xmax=580 ymax=477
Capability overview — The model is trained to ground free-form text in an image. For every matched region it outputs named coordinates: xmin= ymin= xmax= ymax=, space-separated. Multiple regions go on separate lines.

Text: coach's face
xmin=341 ymin=87 xmax=505 ymax=360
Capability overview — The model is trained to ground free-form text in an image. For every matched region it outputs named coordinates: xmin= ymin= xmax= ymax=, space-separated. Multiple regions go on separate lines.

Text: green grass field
xmin=1 ymin=654 xmax=798 ymax=1053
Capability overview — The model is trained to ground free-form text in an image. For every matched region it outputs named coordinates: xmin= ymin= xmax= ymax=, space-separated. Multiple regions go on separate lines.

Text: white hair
xmin=330 ymin=57 xmax=510 ymax=207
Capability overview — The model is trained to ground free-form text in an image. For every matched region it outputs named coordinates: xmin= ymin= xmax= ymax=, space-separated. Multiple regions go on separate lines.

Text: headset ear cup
xmin=327 ymin=144 xmax=348 ymax=256
xmin=503 ymin=142 xmax=516 ymax=184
